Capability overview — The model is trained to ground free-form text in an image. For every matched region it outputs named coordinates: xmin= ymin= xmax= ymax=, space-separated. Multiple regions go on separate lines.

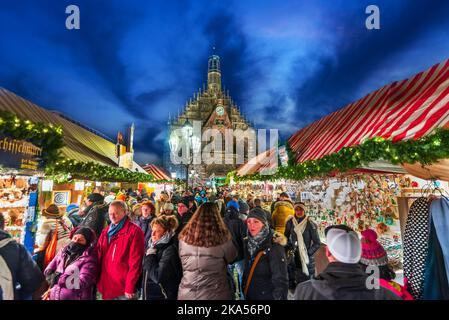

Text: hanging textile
xmin=403 ymin=197 xmax=431 ymax=300
xmin=423 ymin=220 xmax=449 ymax=300
xmin=430 ymin=198 xmax=449 ymax=280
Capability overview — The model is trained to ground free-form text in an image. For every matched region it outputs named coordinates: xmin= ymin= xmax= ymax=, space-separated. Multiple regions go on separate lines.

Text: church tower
xmin=164 ymin=52 xmax=255 ymax=185
xmin=207 ymin=55 xmax=221 ymax=95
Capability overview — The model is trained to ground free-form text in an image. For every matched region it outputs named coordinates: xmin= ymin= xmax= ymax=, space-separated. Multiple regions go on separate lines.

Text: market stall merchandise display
xmin=0 ymin=176 xmax=35 ymax=242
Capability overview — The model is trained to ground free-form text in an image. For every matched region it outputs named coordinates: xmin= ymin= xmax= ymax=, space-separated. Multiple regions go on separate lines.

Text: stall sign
xmin=0 ymin=135 xmax=43 ymax=172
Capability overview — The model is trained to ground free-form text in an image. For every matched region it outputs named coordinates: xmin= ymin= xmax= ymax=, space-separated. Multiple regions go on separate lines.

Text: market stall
xmin=232 ymin=59 xmax=449 ymax=298
xmin=1 ymin=90 xmax=152 ymax=253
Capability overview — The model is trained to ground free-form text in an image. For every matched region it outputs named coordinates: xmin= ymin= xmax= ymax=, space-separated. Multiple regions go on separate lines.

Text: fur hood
xmin=272 ymin=231 xmax=287 ymax=247
xmin=274 ymin=200 xmax=294 ymax=211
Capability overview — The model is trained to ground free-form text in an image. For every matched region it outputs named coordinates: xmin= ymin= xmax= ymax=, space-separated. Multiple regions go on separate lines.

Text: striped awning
xmin=142 ymin=164 xmax=171 ymax=181
xmin=236 ymin=149 xmax=277 ymax=176
xmin=288 ymin=59 xmax=449 ymax=163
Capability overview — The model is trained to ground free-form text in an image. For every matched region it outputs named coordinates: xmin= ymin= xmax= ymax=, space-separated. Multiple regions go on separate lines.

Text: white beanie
xmin=326 ymin=228 xmax=361 ymax=264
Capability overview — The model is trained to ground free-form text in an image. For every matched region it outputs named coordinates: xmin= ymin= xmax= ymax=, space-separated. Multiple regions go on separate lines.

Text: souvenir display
xmin=286 ymin=174 xmax=409 ymax=271
xmin=0 ymin=175 xmax=31 ymax=242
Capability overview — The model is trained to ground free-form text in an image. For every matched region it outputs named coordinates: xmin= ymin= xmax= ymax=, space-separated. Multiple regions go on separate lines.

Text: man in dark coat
xmin=242 ymin=208 xmax=288 ymax=300
xmin=0 ymin=228 xmax=45 ymax=300
xmin=294 ymin=225 xmax=401 ymax=300
xmin=224 ymin=200 xmax=247 ymax=262
xmin=284 ymin=202 xmax=321 ymax=290
xmin=79 ymin=193 xmax=108 ymax=239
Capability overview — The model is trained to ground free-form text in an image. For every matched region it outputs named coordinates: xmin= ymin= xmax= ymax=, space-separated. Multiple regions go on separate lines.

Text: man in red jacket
xmin=96 ymin=200 xmax=144 ymax=300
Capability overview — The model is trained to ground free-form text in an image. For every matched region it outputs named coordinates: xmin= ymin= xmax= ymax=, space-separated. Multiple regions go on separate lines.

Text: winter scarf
xmin=63 ymin=242 xmax=87 ymax=267
xmin=288 ymin=215 xmax=309 ymax=276
xmin=108 ymin=217 xmax=126 ymax=244
xmin=247 ymin=226 xmax=270 ymax=259
xmin=146 ymin=232 xmax=174 ymax=255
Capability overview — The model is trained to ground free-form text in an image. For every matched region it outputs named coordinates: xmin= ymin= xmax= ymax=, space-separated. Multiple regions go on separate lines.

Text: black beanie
xmin=73 ymin=227 xmax=95 ymax=246
xmin=248 ymin=208 xmax=268 ymax=224
xmin=87 ymin=193 xmax=104 ymax=203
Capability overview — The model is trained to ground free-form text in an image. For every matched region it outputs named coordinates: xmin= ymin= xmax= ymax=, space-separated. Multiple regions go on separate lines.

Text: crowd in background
xmin=0 ymin=186 xmax=412 ymax=300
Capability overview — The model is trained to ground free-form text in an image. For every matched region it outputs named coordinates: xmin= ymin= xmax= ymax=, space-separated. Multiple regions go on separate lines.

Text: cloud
xmin=2 ymin=0 xmax=449 ymax=166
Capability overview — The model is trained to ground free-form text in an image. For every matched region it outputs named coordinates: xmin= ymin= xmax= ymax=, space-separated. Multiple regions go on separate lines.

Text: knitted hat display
xmin=360 ymin=229 xmax=389 ymax=266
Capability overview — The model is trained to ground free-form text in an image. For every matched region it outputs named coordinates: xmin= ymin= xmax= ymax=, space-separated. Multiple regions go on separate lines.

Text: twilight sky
xmin=1 ymin=0 xmax=449 ymax=165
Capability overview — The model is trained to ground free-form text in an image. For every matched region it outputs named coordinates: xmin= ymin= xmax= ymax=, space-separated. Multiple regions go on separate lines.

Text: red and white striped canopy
xmin=236 ymin=149 xmax=278 ymax=176
xmin=142 ymin=164 xmax=171 ymax=181
xmin=289 ymin=59 xmax=449 ymax=163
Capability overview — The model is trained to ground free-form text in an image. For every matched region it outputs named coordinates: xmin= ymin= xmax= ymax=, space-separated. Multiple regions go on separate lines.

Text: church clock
xmin=215 ymin=106 xmax=225 ymax=116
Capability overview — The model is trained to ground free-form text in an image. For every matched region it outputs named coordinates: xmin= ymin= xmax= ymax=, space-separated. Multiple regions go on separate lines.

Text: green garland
xmin=232 ymin=128 xmax=449 ymax=182
xmin=45 ymin=159 xmax=155 ymax=183
xmin=0 ymin=110 xmax=64 ymax=164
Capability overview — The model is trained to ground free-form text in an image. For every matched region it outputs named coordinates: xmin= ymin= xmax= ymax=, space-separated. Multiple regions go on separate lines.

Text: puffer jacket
xmin=142 ymin=236 xmax=182 ymax=300
xmin=178 ymin=239 xmax=237 ymax=300
xmin=271 ymin=201 xmax=294 ymax=234
xmin=224 ymin=207 xmax=247 ymax=262
xmin=242 ymin=230 xmax=289 ymax=300
xmin=79 ymin=202 xmax=108 ymax=239
xmin=294 ymin=262 xmax=402 ymax=300
xmin=44 ymin=245 xmax=98 ymax=300
xmin=284 ymin=216 xmax=321 ymax=285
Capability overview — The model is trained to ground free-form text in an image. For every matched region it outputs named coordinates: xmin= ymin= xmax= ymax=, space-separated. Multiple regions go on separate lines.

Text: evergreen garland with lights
xmin=231 ymin=128 xmax=449 ymax=182
xmin=45 ymin=159 xmax=156 ymax=183
xmin=0 ymin=110 xmax=64 ymax=164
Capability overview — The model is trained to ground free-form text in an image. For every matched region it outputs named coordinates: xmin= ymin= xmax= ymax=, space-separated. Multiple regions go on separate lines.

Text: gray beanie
xmin=247 ymin=208 xmax=268 ymax=224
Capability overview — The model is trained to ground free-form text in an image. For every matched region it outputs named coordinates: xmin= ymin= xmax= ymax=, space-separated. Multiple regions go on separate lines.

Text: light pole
xmin=182 ymin=119 xmax=193 ymax=190
xmin=178 ymin=118 xmax=201 ymax=191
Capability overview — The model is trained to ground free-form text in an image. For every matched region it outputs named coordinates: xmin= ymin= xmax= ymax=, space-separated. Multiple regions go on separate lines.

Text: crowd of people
xmin=0 ymin=186 xmax=412 ymax=300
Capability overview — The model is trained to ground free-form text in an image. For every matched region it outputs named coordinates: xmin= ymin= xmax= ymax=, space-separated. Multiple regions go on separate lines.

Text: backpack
xmin=0 ymin=238 xmax=15 ymax=300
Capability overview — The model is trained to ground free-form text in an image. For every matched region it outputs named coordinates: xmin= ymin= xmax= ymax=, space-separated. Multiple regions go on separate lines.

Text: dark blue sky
xmin=2 ymin=0 xmax=449 ymax=165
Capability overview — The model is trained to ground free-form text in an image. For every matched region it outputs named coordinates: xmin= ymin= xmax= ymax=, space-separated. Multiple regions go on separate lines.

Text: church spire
xmin=207 ymin=52 xmax=221 ymax=94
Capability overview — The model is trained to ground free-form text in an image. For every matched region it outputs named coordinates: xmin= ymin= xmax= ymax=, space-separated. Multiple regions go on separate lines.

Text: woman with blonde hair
xmin=177 ymin=202 xmax=237 ymax=300
xmin=142 ymin=215 xmax=182 ymax=300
